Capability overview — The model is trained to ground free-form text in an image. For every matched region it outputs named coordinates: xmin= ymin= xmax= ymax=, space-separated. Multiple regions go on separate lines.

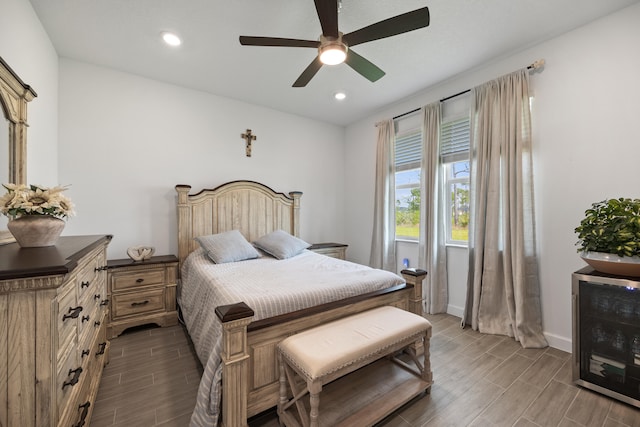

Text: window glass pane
xmin=451 ymin=161 xmax=470 ymax=178
xmin=395 ymin=168 xmax=420 ymax=239
xmin=447 ymin=160 xmax=470 ymax=243
xmin=450 ymin=181 xmax=469 ymax=242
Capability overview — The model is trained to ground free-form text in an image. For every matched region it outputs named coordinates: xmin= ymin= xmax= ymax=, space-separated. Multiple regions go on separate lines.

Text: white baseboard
xmin=443 ymin=303 xmax=572 ymax=353
xmin=446 ymin=304 xmax=464 ymax=318
xmin=544 ymin=332 xmax=572 ymax=353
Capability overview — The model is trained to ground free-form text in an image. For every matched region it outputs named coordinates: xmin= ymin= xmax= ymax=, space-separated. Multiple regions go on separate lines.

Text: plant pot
xmin=7 ymin=215 xmax=66 ymax=248
xmin=580 ymin=251 xmax=640 ymax=277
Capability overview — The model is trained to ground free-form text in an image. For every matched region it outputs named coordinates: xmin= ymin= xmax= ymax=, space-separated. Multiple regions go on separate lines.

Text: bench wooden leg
xmin=278 ymin=353 xmax=287 ymax=425
xmin=423 ymin=335 xmax=432 ymax=385
xmin=308 ymin=381 xmax=322 ymax=427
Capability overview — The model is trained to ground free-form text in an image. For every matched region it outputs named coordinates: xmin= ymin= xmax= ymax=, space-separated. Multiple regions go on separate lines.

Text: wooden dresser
xmin=0 ymin=235 xmax=111 ymax=427
xmin=106 ymin=255 xmax=179 ymax=339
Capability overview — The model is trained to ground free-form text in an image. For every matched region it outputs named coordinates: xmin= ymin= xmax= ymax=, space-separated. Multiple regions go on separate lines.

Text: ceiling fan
xmin=239 ymin=0 xmax=430 ymax=87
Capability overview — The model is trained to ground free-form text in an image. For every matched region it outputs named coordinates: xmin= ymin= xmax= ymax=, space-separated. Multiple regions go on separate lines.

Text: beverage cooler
xmin=572 ymin=267 xmax=640 ymax=408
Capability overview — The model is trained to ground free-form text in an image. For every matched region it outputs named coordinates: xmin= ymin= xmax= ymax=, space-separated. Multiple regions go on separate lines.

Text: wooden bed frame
xmin=175 ymin=181 xmax=427 ymax=427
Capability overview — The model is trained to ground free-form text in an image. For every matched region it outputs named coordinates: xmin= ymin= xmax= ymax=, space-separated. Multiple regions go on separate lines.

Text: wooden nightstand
xmin=106 ymin=255 xmax=179 ymax=339
xmin=308 ymin=243 xmax=348 ymax=260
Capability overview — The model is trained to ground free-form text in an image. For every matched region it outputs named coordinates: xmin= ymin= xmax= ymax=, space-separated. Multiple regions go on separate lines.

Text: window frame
xmin=440 ymin=109 xmax=471 ymax=247
xmin=443 ymin=160 xmax=470 ymax=246
xmin=393 ymin=120 xmax=422 ymax=242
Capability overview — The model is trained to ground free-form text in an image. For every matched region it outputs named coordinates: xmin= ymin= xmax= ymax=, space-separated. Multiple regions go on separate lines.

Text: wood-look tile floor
xmin=91 ymin=314 xmax=640 ymax=427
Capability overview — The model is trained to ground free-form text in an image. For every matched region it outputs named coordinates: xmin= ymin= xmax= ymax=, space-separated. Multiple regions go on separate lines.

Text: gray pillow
xmin=195 ymin=230 xmax=260 ymax=263
xmin=253 ymin=230 xmax=310 ymax=260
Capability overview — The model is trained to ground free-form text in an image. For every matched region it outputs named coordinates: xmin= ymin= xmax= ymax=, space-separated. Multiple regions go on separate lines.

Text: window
xmin=440 ymin=115 xmax=470 ymax=245
xmin=394 ymin=118 xmax=422 ymax=240
xmin=392 ymin=96 xmax=470 ymax=245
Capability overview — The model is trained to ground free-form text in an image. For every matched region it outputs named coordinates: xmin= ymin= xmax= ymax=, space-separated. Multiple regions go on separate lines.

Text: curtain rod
xmin=393 ymin=59 xmax=545 ymax=120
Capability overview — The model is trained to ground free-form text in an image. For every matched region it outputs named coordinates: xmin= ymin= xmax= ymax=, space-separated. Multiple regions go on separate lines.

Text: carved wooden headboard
xmin=175 ymin=180 xmax=302 ymax=269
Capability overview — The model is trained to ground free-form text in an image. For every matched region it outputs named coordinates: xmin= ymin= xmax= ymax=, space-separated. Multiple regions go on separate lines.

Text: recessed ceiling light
xmin=162 ymin=32 xmax=182 ymax=47
xmin=334 ymin=92 xmax=346 ymax=100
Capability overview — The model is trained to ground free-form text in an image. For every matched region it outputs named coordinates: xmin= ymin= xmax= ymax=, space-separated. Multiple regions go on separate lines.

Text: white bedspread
xmin=179 ymin=248 xmax=405 ymax=426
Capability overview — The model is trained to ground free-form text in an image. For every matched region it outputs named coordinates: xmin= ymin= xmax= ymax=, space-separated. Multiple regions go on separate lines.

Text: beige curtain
xmin=463 ymin=69 xmax=547 ymax=348
xmin=370 ymin=119 xmax=397 ymax=271
xmin=418 ymin=103 xmax=448 ymax=313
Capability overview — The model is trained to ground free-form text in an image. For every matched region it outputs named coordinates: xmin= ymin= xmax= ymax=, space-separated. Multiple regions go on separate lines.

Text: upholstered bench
xmin=277 ymin=306 xmax=432 ymax=427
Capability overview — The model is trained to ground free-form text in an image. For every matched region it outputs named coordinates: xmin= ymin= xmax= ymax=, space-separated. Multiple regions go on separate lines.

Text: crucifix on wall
xmin=241 ymin=129 xmax=257 ymax=157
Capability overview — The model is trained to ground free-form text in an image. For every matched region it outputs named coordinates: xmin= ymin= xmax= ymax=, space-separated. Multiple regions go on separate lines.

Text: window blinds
xmin=440 ymin=116 xmax=470 ymax=163
xmin=395 ymin=130 xmax=422 ymax=171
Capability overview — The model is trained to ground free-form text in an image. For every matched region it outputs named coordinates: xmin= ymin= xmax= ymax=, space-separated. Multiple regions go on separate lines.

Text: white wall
xmin=58 ymin=59 xmax=346 ymax=259
xmin=0 ymin=0 xmax=58 ymax=183
xmin=344 ymin=3 xmax=640 ymax=351
xmin=0 ymin=0 xmax=58 ymax=231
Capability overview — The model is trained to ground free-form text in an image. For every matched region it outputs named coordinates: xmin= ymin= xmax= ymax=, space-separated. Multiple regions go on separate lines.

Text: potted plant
xmin=0 ymin=183 xmax=75 ymax=247
xmin=575 ymin=197 xmax=640 ymax=276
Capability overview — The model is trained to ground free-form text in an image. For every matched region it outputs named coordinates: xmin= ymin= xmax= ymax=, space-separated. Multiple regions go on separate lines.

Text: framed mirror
xmin=0 ymin=56 xmax=37 ymax=244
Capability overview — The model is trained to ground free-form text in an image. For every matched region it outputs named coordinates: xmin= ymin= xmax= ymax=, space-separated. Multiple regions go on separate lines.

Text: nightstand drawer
xmin=112 ymin=288 xmax=165 ymax=319
xmin=309 ymin=243 xmax=348 ymax=260
xmin=111 ymin=268 xmax=165 ymax=291
xmin=106 ymin=255 xmax=179 ymax=338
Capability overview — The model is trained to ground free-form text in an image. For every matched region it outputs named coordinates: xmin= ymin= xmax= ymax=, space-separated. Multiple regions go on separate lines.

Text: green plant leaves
xmin=575 ymin=198 xmax=640 ymax=257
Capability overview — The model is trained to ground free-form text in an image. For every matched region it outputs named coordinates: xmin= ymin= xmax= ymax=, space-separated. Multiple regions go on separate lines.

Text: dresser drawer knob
xmin=100 ymin=299 xmax=109 ymax=306
xmin=94 ymin=265 xmax=107 ymax=272
xmin=72 ymin=401 xmax=91 ymax=427
xmin=62 ymin=306 xmax=83 ymax=321
xmin=131 ymin=300 xmax=149 ymax=307
xmin=82 ymin=315 xmax=90 ymax=323
xmin=94 ymin=294 xmax=101 ymax=300
xmin=96 ymin=342 xmax=107 ymax=356
xmin=94 ymin=320 xmax=101 ymax=327
xmin=62 ymin=367 xmax=83 ymax=389
xmin=81 ymin=281 xmax=90 ymax=288
xmin=136 ymin=278 xmax=144 ymax=283
xmin=81 ymin=349 xmax=90 ymax=358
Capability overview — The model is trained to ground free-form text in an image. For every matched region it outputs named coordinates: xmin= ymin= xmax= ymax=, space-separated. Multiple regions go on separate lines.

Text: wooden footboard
xmin=216 ymin=270 xmax=427 ymax=427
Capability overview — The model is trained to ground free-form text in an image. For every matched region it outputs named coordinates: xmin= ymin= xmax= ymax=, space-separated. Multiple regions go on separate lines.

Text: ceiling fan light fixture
xmin=319 ymin=42 xmax=347 ymax=65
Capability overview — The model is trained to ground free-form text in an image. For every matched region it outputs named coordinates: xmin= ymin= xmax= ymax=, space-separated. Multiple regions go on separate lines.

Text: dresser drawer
xmin=111 ymin=268 xmax=165 ymax=291
xmin=77 ymin=266 xmax=98 ymax=302
xmin=57 ymin=340 xmax=82 ymax=413
xmin=78 ymin=305 xmax=102 ymax=356
xmin=112 ymin=288 xmax=165 ymax=319
xmin=57 ymin=284 xmax=80 ymax=357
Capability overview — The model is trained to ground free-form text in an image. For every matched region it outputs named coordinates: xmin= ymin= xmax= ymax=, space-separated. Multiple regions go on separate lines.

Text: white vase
xmin=7 ymin=215 xmax=66 ymax=247
xmin=580 ymin=251 xmax=640 ymax=277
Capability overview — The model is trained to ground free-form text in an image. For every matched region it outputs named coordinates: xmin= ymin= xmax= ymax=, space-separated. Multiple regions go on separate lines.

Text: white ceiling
xmin=28 ymin=0 xmax=639 ymax=126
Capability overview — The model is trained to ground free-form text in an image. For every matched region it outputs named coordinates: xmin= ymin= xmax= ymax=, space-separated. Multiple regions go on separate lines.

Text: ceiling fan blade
xmin=239 ymin=36 xmax=319 ymax=48
xmin=314 ymin=0 xmax=339 ymax=38
xmin=293 ymin=57 xmax=323 ymax=87
xmin=344 ymin=50 xmax=385 ymax=82
xmin=343 ymin=7 xmax=430 ymax=47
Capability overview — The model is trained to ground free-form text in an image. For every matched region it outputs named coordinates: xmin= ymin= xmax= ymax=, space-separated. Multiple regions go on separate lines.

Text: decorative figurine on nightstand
xmin=126 ymin=245 xmax=155 ymax=261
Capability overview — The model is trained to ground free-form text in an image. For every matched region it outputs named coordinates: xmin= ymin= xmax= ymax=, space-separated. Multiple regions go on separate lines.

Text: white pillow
xmin=195 ymin=230 xmax=260 ymax=263
xmin=253 ymin=230 xmax=310 ymax=260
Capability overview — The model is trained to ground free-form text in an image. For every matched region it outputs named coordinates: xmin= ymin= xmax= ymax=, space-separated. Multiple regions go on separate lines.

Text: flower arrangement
xmin=0 ymin=183 xmax=75 ymax=220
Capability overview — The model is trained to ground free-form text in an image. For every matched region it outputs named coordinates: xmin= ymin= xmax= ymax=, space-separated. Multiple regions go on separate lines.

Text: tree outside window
xmin=446 ymin=160 xmax=469 ymax=243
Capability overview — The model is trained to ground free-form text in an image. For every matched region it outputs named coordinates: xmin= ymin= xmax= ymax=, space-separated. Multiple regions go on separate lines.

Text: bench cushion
xmin=278 ymin=306 xmax=430 ymax=381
